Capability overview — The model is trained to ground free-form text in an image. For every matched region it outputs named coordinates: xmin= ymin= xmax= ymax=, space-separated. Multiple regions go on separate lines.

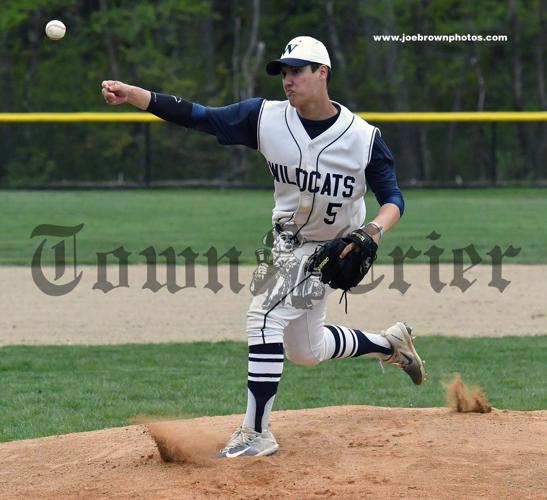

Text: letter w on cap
xmin=283 ymin=43 xmax=298 ymax=55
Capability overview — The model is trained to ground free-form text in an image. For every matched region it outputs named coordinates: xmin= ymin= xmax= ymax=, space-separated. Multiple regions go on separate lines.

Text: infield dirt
xmin=1 ymin=406 xmax=545 ymax=499
xmin=1 ymin=264 xmax=546 ymax=345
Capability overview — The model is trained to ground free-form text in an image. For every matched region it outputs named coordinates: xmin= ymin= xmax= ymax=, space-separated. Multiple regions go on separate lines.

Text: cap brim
xmin=266 ymin=58 xmax=312 ymax=75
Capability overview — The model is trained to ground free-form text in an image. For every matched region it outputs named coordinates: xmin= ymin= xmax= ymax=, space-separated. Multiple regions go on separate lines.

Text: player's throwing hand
xmin=101 ymin=80 xmax=130 ymax=105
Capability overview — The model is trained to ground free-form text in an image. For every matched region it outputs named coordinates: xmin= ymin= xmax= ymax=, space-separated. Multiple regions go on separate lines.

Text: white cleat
xmin=217 ymin=425 xmax=279 ymax=458
xmin=381 ymin=322 xmax=426 ymax=385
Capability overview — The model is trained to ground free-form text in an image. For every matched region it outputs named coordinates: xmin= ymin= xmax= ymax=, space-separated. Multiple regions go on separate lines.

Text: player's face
xmin=281 ymin=64 xmax=327 ymax=107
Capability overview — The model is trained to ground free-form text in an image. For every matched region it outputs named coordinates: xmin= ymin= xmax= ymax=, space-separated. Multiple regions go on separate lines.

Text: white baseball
xmin=45 ymin=20 xmax=66 ymax=40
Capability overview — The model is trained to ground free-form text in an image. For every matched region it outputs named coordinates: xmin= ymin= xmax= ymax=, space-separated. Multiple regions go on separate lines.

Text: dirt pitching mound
xmin=146 ymin=420 xmax=224 ymax=466
xmin=444 ymin=373 xmax=492 ymax=413
xmin=1 ymin=406 xmax=545 ymax=499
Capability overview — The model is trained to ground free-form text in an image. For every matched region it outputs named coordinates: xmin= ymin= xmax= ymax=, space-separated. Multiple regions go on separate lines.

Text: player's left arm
xmin=340 ymin=132 xmax=403 ymax=257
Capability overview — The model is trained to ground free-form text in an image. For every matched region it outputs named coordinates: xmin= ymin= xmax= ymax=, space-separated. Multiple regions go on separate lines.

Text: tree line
xmin=1 ymin=0 xmax=545 ymax=187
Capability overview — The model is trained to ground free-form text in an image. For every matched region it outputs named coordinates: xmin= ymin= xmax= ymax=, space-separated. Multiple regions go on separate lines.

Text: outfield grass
xmin=1 ymin=188 xmax=546 ymax=265
xmin=1 ymin=336 xmax=545 ymax=442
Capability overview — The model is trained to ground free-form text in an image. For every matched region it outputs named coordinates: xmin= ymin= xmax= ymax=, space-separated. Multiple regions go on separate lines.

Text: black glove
xmin=305 ymin=229 xmax=378 ymax=291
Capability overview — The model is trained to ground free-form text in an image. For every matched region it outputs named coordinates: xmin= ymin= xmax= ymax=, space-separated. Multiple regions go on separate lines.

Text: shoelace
xmin=377 ymin=353 xmax=402 ymax=373
xmin=222 ymin=427 xmax=257 ymax=450
xmin=377 ymin=330 xmax=396 ymax=373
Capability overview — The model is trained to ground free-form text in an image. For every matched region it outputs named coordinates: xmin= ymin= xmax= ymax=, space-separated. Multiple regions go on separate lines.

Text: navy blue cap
xmin=266 ymin=58 xmax=313 ymax=75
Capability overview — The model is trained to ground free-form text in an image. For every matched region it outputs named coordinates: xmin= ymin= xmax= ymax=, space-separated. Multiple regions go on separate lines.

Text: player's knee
xmin=285 ymin=349 xmax=321 ymax=367
xmin=246 ymin=310 xmax=286 ymax=344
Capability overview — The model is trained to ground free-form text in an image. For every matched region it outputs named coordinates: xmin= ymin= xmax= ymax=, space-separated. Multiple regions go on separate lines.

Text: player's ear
xmin=320 ymin=65 xmax=329 ymax=80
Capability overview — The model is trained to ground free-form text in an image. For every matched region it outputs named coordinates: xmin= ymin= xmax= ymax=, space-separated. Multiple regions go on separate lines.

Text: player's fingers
xmin=339 ymin=243 xmax=356 ymax=259
xmin=101 ymin=80 xmax=116 ymax=90
xmin=102 ymin=89 xmax=117 ymax=105
xmin=101 ymin=81 xmax=122 ymax=95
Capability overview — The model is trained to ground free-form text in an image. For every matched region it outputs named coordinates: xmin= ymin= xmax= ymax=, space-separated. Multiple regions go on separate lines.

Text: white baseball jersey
xmin=257 ymin=100 xmax=377 ymax=241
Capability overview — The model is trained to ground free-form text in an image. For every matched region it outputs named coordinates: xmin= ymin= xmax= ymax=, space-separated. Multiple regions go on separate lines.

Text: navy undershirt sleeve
xmin=366 ymin=133 xmax=405 ymax=216
xmin=147 ymin=92 xmax=194 ymax=127
xmin=147 ymin=93 xmax=263 ymax=149
xmin=191 ymin=98 xmax=263 ymax=149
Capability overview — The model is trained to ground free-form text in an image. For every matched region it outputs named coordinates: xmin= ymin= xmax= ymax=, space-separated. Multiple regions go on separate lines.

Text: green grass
xmin=1 ymin=336 xmax=545 ymax=442
xmin=0 ymin=189 xmax=273 ymax=266
xmin=0 ymin=188 xmax=546 ymax=264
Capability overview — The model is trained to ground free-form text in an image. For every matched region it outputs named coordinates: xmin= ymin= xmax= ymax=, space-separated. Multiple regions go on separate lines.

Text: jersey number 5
xmin=324 ymin=202 xmax=343 ymax=225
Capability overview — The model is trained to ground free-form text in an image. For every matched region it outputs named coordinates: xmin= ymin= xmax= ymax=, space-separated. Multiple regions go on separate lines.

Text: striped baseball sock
xmin=324 ymin=325 xmax=392 ymax=360
xmin=243 ymin=343 xmax=284 ymax=433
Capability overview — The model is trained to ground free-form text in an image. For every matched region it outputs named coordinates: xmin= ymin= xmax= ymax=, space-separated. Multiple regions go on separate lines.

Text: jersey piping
xmin=293 ymin=113 xmax=356 ymax=240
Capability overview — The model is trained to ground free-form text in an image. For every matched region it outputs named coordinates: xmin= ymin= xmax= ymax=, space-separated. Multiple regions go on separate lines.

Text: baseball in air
xmin=45 ymin=20 xmax=66 ymax=40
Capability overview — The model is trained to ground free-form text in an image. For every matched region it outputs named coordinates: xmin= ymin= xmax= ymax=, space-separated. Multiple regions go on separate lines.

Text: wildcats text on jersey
xmin=267 ymin=161 xmax=355 ymax=198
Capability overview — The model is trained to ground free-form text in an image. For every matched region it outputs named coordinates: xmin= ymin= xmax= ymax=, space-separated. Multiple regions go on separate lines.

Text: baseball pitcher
xmin=102 ymin=36 xmax=426 ymax=458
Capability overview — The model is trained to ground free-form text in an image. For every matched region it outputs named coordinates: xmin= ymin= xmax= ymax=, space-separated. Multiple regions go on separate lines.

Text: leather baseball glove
xmin=305 ymin=228 xmax=378 ymax=291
